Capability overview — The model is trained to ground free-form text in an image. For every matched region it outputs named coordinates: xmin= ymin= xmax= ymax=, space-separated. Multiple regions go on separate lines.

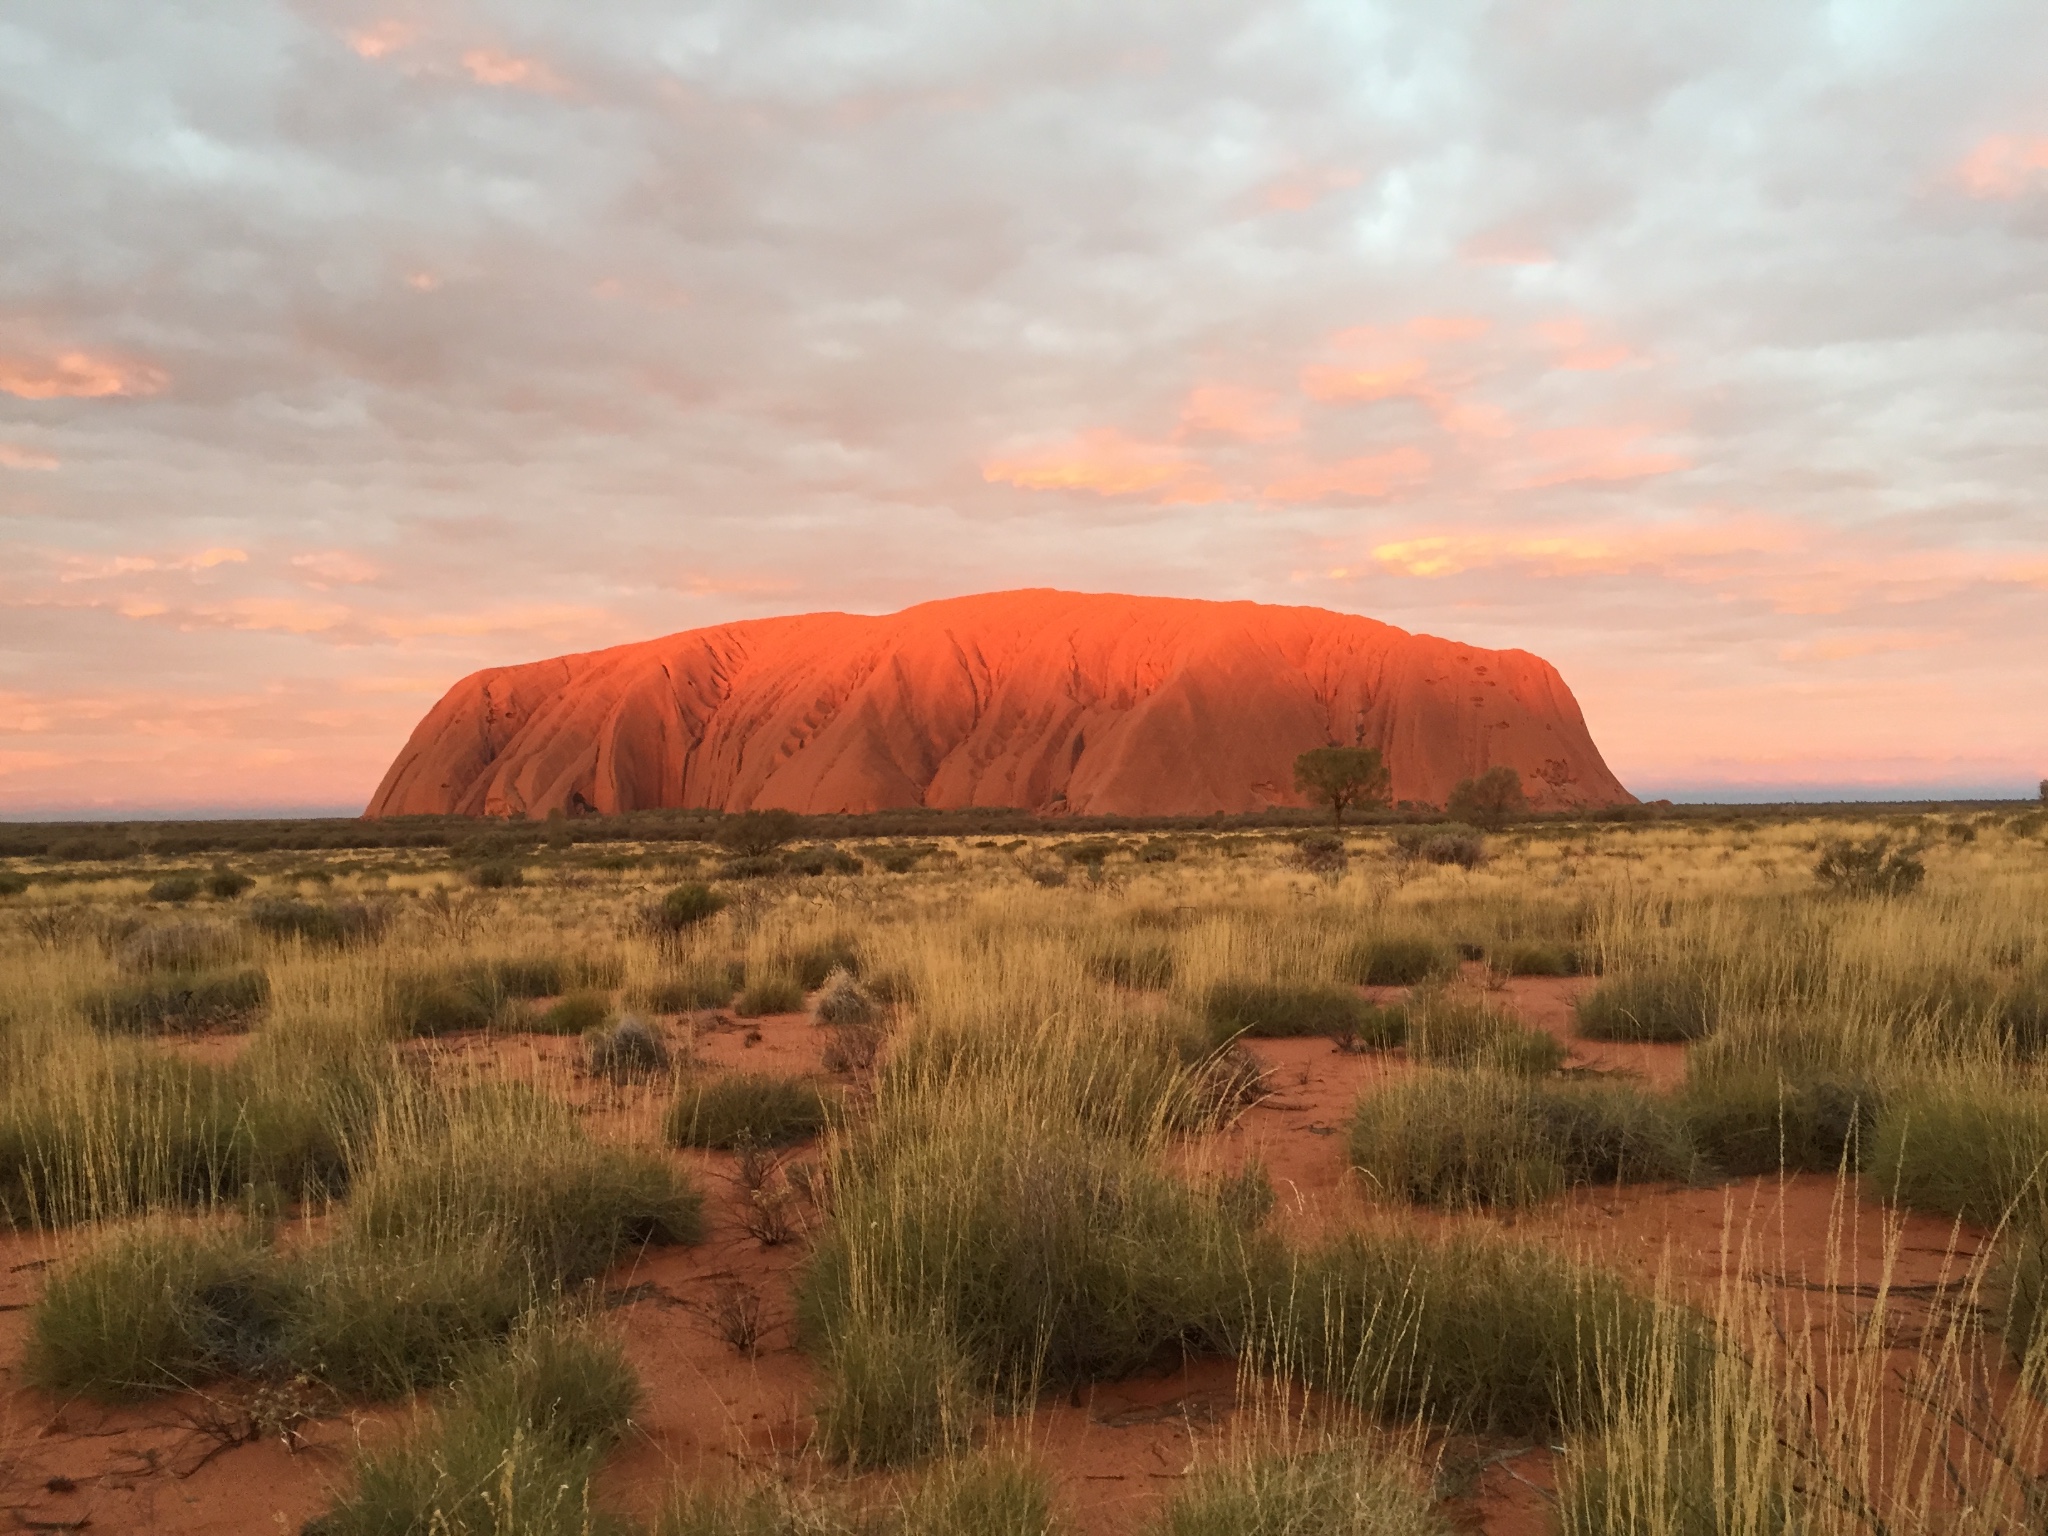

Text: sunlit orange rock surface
xmin=366 ymin=590 xmax=1632 ymax=818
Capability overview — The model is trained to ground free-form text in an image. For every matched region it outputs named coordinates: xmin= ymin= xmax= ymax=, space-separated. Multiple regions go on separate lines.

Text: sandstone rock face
xmin=365 ymin=590 xmax=1632 ymax=818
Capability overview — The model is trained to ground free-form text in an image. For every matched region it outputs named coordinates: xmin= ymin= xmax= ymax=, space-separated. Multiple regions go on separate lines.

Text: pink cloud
xmin=1956 ymin=133 xmax=2048 ymax=199
xmin=461 ymin=48 xmax=566 ymax=92
xmin=291 ymin=550 xmax=382 ymax=586
xmin=1258 ymin=166 xmax=1363 ymax=212
xmin=1503 ymin=425 xmax=1689 ymax=488
xmin=982 ymin=429 xmax=1225 ymax=503
xmin=347 ymin=20 xmax=416 ymax=60
xmin=1178 ymin=385 xmax=1298 ymax=442
xmin=1262 ymin=447 xmax=1431 ymax=504
xmin=0 ymin=443 xmax=59 ymax=471
xmin=1530 ymin=318 xmax=1636 ymax=371
xmin=0 ymin=349 xmax=167 ymax=400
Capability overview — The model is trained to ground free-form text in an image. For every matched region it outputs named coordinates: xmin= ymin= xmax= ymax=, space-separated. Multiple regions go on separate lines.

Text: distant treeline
xmin=0 ymin=797 xmax=2033 ymax=862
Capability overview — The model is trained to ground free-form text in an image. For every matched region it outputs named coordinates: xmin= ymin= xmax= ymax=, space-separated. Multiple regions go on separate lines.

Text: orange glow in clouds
xmin=1177 ymin=385 xmax=1298 ymax=442
xmin=461 ymin=49 xmax=564 ymax=91
xmin=347 ymin=21 xmax=416 ymax=59
xmin=982 ymin=429 xmax=1223 ymax=503
xmin=0 ymin=444 xmax=59 ymax=471
xmin=0 ymin=350 xmax=166 ymax=400
xmin=1263 ymin=448 xmax=1431 ymax=503
xmin=1957 ymin=134 xmax=2048 ymax=198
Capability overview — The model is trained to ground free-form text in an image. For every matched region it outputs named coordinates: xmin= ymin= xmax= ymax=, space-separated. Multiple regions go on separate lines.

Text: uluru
xmin=365 ymin=589 xmax=1632 ymax=819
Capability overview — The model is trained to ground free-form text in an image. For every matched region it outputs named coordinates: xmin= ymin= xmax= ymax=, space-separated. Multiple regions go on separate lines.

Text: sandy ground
xmin=0 ymin=981 xmax=2006 ymax=1535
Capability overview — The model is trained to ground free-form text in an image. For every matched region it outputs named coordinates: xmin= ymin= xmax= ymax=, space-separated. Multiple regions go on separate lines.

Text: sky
xmin=2 ymin=0 xmax=2045 ymax=817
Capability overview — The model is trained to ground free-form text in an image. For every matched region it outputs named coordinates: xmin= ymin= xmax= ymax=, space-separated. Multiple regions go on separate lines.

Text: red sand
xmin=365 ymin=589 xmax=1632 ymax=819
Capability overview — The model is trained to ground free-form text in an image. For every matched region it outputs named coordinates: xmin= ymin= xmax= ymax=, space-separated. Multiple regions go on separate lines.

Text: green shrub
xmin=722 ymin=855 xmax=786 ymax=880
xmin=85 ymin=967 xmax=270 ymax=1034
xmin=1407 ymin=992 xmax=1564 ymax=1074
xmin=1150 ymin=1447 xmax=1448 ymax=1536
xmin=248 ymin=897 xmax=387 ymax=946
xmin=1296 ymin=833 xmax=1348 ymax=875
xmin=1276 ymin=1232 xmax=1694 ymax=1436
xmin=654 ymin=882 xmax=727 ymax=933
xmin=490 ymin=955 xmax=570 ymax=997
xmin=147 ymin=873 xmax=203 ymax=903
xmin=1681 ymin=1066 xmax=1883 ymax=1176
xmin=1577 ymin=970 xmax=1717 ymax=1042
xmin=0 ymin=871 xmax=28 ymax=897
xmin=1137 ymin=839 xmax=1180 ymax=863
xmin=1087 ymin=937 xmax=1177 ymax=990
xmin=1340 ymin=935 xmax=1456 ymax=986
xmin=1350 ymin=1071 xmax=1697 ymax=1209
xmin=893 ymin=1452 xmax=1059 ymax=1536
xmin=531 ymin=991 xmax=609 ymax=1035
xmin=784 ymin=846 xmax=864 ymax=877
xmin=717 ymin=809 xmax=801 ymax=857
xmin=736 ymin=975 xmax=806 ymax=1017
xmin=205 ymin=867 xmax=255 ymax=900
xmin=1205 ymin=981 xmax=1384 ymax=1043
xmin=667 ymin=1074 xmax=832 ymax=1149
xmin=26 ymin=1219 xmax=289 ymax=1398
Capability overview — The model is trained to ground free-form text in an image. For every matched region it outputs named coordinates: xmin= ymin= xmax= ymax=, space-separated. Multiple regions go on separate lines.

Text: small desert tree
xmin=1446 ymin=766 xmax=1528 ymax=831
xmin=2040 ymin=777 xmax=2047 ymax=806
xmin=715 ymin=808 xmax=802 ymax=857
xmin=1292 ymin=746 xmax=1391 ymax=827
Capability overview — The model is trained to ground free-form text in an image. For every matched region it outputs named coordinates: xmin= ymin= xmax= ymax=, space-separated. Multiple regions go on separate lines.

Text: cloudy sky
xmin=3 ymin=0 xmax=2045 ymax=815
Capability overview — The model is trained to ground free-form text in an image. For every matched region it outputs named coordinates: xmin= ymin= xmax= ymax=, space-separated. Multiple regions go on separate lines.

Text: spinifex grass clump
xmin=668 ymin=1073 xmax=833 ymax=1149
xmin=1271 ymin=1231 xmax=1697 ymax=1437
xmin=531 ymin=990 xmax=609 ymax=1035
xmin=308 ymin=1314 xmax=639 ymax=1536
xmin=1576 ymin=969 xmax=1720 ymax=1043
xmin=583 ymin=1016 xmax=672 ymax=1082
xmin=1204 ymin=980 xmax=1403 ymax=1047
xmin=1405 ymin=989 xmax=1564 ymax=1075
xmin=1086 ymin=935 xmax=1178 ymax=990
xmin=1680 ymin=1064 xmax=1884 ymax=1176
xmin=1339 ymin=934 xmax=1456 ymax=987
xmin=247 ymin=896 xmax=388 ymax=946
xmin=799 ymin=1068 xmax=1272 ymax=1464
xmin=633 ymin=957 xmax=736 ymax=1012
xmin=657 ymin=1451 xmax=1058 ymax=1536
xmin=348 ymin=1085 xmax=705 ymax=1289
xmin=735 ymin=974 xmax=805 ymax=1017
xmin=0 ymin=1032 xmax=384 ymax=1227
xmin=1866 ymin=1075 xmax=2048 ymax=1223
xmin=1150 ymin=1445 xmax=1449 ymax=1536
xmin=27 ymin=1217 xmax=290 ymax=1396
xmin=1349 ymin=1070 xmax=1697 ymax=1208
xmin=85 ymin=966 xmax=270 ymax=1034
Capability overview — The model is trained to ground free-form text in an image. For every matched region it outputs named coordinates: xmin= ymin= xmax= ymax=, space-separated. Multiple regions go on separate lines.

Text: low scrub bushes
xmin=115 ymin=918 xmax=244 ymax=973
xmin=1151 ymin=1447 xmax=1448 ymax=1536
xmin=1494 ymin=940 xmax=1584 ymax=977
xmin=1340 ymin=935 xmax=1456 ymax=987
xmin=667 ymin=1074 xmax=832 ymax=1149
xmin=383 ymin=965 xmax=505 ymax=1035
xmin=308 ymin=1316 xmax=638 ymax=1536
xmin=1205 ymin=981 xmax=1403 ymax=1047
xmin=1576 ymin=970 xmax=1717 ymax=1043
xmin=1349 ymin=1071 xmax=1698 ymax=1208
xmin=247 ymin=897 xmax=388 ymax=946
xmin=85 ymin=967 xmax=270 ymax=1034
xmin=1406 ymin=992 xmax=1564 ymax=1075
xmin=205 ymin=867 xmax=254 ymax=900
xmin=813 ymin=967 xmax=877 ymax=1026
xmin=2004 ymin=1205 xmax=2047 ymax=1367
xmin=657 ymin=1452 xmax=1057 ymax=1536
